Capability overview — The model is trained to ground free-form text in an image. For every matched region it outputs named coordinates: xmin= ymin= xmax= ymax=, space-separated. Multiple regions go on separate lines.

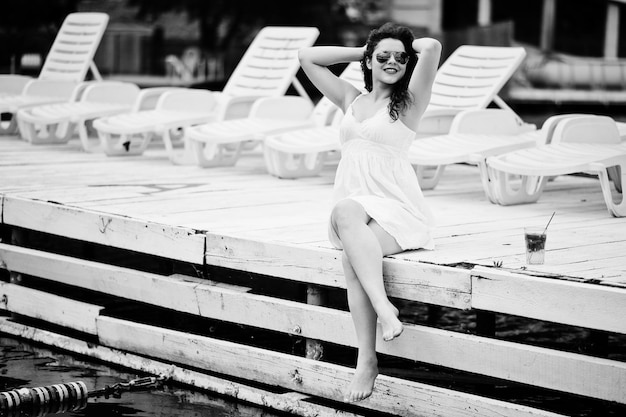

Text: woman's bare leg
xmin=331 ymin=199 xmax=404 ymax=402
xmin=332 ymin=199 xmax=403 ymax=340
xmin=342 ymin=253 xmax=378 ymax=402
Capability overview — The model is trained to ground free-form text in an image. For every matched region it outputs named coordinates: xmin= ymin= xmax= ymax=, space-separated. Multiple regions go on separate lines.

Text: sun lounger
xmin=92 ymin=26 xmax=320 ymax=157
xmin=413 ymin=45 xmax=527 ymax=138
xmin=0 ymin=12 xmax=108 ymax=135
xmin=17 ymin=83 xmax=178 ymax=153
xmin=481 ymin=115 xmax=626 ymax=217
xmin=262 ymin=45 xmax=527 ymax=179
xmin=406 ymin=110 xmax=585 ymax=189
xmin=178 ymin=61 xmax=363 ymax=167
xmin=0 ymin=75 xmax=33 ymax=96
xmin=264 ymin=123 xmax=342 ymax=178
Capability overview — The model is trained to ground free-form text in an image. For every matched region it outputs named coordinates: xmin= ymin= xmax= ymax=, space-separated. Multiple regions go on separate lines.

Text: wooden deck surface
xmin=2 ymin=133 xmax=626 ymax=416
xmin=1 ymin=134 xmax=624 ymax=286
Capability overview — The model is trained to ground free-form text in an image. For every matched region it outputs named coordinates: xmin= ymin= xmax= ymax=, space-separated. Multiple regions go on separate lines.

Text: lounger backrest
xmin=428 ymin=45 xmax=526 ymax=111
xmin=551 ymin=115 xmax=621 ymax=145
xmin=310 ymin=61 xmax=365 ymax=126
xmin=39 ymin=12 xmax=109 ymax=82
xmin=222 ymin=26 xmax=319 ymax=98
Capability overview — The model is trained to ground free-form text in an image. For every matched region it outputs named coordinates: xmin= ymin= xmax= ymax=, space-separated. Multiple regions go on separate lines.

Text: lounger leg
xmin=263 ymin=147 xmax=328 ymax=179
xmin=607 ymin=166 xmax=622 ymax=193
xmin=168 ymin=127 xmax=185 ymax=148
xmin=476 ymin=158 xmax=547 ymax=205
xmin=414 ymin=165 xmax=445 ymax=190
xmin=123 ymin=132 xmax=152 ymax=155
xmin=16 ymin=116 xmax=38 ymax=142
xmin=19 ymin=118 xmax=74 ymax=145
xmin=190 ymin=140 xmax=243 ymax=168
xmin=51 ymin=121 xmax=75 ymax=144
xmin=164 ymin=129 xmax=198 ymax=165
xmin=595 ymin=160 xmax=626 ymax=217
xmin=77 ymin=121 xmax=101 ymax=152
xmin=0 ymin=113 xmax=18 ymax=135
xmin=99 ymin=131 xmax=153 ymax=156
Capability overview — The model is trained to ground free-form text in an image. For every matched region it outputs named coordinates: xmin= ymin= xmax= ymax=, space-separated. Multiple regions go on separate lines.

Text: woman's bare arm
xmin=402 ymin=38 xmax=442 ymax=129
xmin=298 ymin=46 xmax=365 ymax=111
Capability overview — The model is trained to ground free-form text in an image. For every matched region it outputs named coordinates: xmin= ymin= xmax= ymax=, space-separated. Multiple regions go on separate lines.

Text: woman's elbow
xmin=424 ymin=39 xmax=442 ymax=55
xmin=298 ymin=47 xmax=313 ymax=64
xmin=413 ymin=38 xmax=442 ymax=56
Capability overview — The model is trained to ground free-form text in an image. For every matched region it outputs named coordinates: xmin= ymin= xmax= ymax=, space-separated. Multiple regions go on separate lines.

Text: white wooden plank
xmin=472 ymin=266 xmax=626 ymax=333
xmin=232 ymin=221 xmax=328 ymax=244
xmin=97 ymin=316 xmax=566 ymax=417
xmin=2 ymin=196 xmax=205 ymax=264
xmin=0 ymin=282 xmax=102 ymax=334
xmin=0 ymin=318 xmax=368 ymax=417
xmin=2 ymin=243 xmax=624 ymax=403
xmin=0 ymin=243 xmax=251 ymax=314
xmin=205 ymin=234 xmax=471 ymax=309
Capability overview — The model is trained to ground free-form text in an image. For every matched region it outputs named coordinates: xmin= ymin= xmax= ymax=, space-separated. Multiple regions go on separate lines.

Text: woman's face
xmin=368 ymin=38 xmax=408 ymax=86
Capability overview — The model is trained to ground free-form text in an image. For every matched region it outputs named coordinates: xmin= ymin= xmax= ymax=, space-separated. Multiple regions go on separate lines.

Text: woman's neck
xmin=370 ymin=81 xmax=393 ymax=102
xmin=370 ymin=88 xmax=391 ymax=103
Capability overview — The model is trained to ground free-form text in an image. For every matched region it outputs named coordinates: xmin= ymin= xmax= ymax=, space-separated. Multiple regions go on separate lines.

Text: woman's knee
xmin=331 ymin=199 xmax=366 ymax=232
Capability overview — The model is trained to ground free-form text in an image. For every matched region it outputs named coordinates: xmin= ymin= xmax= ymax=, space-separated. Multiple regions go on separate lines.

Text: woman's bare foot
xmin=344 ymin=356 xmax=378 ymax=403
xmin=379 ymin=303 xmax=403 ymax=341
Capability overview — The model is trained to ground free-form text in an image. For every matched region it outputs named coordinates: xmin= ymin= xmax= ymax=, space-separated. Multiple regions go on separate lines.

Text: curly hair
xmin=361 ymin=22 xmax=417 ymax=121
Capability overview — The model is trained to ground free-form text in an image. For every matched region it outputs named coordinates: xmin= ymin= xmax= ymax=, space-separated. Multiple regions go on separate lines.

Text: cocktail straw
xmin=543 ymin=211 xmax=556 ymax=234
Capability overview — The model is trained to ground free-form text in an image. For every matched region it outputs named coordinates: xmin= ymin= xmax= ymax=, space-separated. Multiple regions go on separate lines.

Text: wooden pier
xmin=1 ymin=134 xmax=625 ymax=416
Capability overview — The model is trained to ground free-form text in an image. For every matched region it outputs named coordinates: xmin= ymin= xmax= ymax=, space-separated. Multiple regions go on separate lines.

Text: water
xmin=0 ymin=337 xmax=280 ymax=417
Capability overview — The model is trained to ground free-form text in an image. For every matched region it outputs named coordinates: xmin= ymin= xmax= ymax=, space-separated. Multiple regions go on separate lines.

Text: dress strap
xmin=346 ymin=93 xmax=365 ymax=111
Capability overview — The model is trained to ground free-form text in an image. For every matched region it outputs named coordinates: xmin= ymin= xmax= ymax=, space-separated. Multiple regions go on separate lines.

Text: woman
xmin=298 ymin=22 xmax=441 ymax=403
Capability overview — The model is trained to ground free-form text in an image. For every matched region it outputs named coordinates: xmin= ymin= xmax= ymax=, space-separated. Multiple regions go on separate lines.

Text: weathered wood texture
xmin=205 ymin=234 xmax=471 ymax=308
xmin=2 ymin=243 xmax=624 ymax=403
xmin=2 ymin=196 xmax=206 ymax=264
xmin=0 ymin=318 xmax=368 ymax=417
xmin=1 ymin=138 xmax=624 ymax=283
xmin=96 ymin=316 xmax=567 ymax=417
xmin=472 ymin=267 xmax=626 ymax=333
xmin=0 ymin=282 xmax=102 ymax=334
xmin=1 ymin=136 xmax=625 ymax=415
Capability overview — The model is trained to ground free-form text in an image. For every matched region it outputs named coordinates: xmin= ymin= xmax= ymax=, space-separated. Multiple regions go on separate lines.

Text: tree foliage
xmin=0 ymin=0 xmax=81 ymax=68
xmin=0 ymin=0 xmax=81 ymax=31
xmin=126 ymin=0 xmax=341 ymax=51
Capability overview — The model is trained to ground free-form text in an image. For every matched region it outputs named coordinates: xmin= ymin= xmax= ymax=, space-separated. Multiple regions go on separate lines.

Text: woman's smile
xmin=372 ymin=39 xmax=407 ymax=80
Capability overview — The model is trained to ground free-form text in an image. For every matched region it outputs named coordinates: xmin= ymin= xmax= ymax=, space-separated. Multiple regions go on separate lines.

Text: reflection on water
xmin=0 ymin=337 xmax=280 ymax=417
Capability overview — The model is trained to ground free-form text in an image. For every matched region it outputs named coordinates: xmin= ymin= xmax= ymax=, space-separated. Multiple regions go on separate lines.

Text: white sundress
xmin=328 ymin=94 xmax=435 ymax=251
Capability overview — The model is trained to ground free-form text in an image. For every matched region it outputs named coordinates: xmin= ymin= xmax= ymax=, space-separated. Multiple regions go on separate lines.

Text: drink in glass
xmin=524 ymin=227 xmax=547 ymax=265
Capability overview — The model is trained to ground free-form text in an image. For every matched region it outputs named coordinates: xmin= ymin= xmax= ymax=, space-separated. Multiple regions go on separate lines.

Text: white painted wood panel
xmin=97 ymin=316 xmax=566 ymax=417
xmin=0 ymin=318 xmax=363 ymax=417
xmin=0 ymin=282 xmax=102 ymax=334
xmin=2 ymin=244 xmax=623 ymax=402
xmin=472 ymin=266 xmax=626 ymax=333
xmin=2 ymin=196 xmax=205 ymax=264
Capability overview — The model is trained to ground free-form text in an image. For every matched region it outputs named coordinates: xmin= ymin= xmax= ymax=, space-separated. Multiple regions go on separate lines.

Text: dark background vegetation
xmin=1 ymin=0 xmax=624 ymax=75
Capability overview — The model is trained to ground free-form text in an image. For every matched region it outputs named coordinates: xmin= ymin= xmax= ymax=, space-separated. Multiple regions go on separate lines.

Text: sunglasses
xmin=375 ymin=51 xmax=410 ymax=65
